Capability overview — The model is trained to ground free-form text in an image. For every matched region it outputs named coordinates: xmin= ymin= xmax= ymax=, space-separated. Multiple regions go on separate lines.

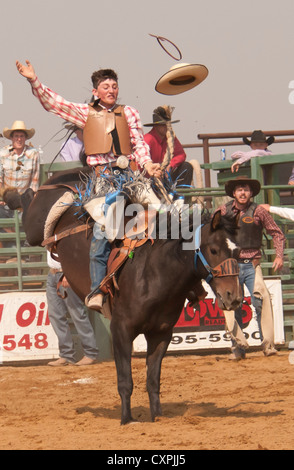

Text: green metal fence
xmin=0 ymin=211 xmax=48 ymax=292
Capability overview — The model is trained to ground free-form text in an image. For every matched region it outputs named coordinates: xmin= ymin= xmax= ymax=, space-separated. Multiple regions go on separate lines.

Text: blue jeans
xmin=235 ymin=261 xmax=263 ymax=340
xmin=46 ymin=271 xmax=99 ymax=361
xmin=89 ymin=233 xmax=111 ymax=295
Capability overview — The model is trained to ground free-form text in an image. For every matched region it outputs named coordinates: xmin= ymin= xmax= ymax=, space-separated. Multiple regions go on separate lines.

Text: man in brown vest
xmin=218 ymin=177 xmax=285 ymax=359
xmin=16 ymin=60 xmax=161 ymax=311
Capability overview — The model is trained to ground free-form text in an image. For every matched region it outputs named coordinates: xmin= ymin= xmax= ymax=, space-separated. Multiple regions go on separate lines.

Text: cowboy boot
xmin=85 ymin=293 xmax=104 ymax=312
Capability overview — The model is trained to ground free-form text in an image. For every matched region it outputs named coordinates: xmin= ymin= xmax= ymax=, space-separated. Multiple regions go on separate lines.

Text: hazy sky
xmin=1 ymin=0 xmax=294 ymax=167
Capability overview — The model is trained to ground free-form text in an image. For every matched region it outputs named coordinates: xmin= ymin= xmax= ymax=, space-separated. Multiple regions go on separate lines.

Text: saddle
xmin=99 ymin=209 xmax=156 ymax=296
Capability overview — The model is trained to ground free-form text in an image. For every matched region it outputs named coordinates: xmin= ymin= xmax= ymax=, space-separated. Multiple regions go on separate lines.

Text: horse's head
xmin=198 ymin=210 xmax=242 ymax=310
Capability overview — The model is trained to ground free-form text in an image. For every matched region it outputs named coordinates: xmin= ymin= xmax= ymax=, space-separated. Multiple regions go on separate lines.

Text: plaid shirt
xmin=29 ymin=76 xmax=151 ymax=167
xmin=0 ymin=144 xmax=40 ymax=195
xmin=219 ymin=201 xmax=285 ymax=259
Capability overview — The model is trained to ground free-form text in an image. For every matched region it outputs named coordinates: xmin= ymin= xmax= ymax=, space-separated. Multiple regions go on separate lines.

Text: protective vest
xmin=83 ymin=102 xmax=132 ymax=156
xmin=225 ymin=200 xmax=263 ymax=250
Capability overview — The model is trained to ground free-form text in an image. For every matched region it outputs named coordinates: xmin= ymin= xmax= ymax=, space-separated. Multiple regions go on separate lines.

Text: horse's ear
xmin=211 ymin=210 xmax=222 ymax=231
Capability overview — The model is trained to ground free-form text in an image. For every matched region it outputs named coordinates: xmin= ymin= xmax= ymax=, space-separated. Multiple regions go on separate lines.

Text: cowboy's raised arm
xmin=16 ymin=60 xmax=36 ymax=81
xmin=15 ymin=60 xmax=88 ymax=129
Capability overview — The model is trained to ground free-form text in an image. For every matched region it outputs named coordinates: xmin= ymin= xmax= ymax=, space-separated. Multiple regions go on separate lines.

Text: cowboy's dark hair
xmin=91 ymin=69 xmax=118 ymax=89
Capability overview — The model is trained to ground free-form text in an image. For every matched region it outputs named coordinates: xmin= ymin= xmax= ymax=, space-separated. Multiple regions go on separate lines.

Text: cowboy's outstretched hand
xmin=16 ymin=60 xmax=36 ymax=80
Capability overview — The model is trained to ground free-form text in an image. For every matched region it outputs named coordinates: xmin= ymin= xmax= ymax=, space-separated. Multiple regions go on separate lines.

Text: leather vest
xmin=225 ymin=200 xmax=263 ymax=250
xmin=83 ymin=102 xmax=132 ymax=156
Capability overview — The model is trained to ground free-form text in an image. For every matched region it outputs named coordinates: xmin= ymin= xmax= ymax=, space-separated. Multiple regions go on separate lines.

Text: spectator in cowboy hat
xmin=231 ymin=130 xmax=275 ymax=173
xmin=217 ymin=176 xmax=285 ymax=359
xmin=143 ymin=105 xmax=193 ymax=186
xmin=0 ymin=120 xmax=40 ymax=218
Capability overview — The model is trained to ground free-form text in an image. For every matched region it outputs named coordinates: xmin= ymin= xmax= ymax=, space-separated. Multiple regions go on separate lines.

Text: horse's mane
xmin=216 ymin=213 xmax=239 ymax=236
xmin=202 ymin=209 xmax=239 ymax=236
xmin=192 ymin=210 xmax=238 ymax=235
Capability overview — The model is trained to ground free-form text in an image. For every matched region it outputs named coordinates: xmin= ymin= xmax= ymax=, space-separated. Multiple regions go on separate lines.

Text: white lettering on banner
xmin=0 ymin=81 xmax=2 ymax=104
xmin=0 ymin=292 xmax=59 ymax=363
xmin=133 ymin=278 xmax=284 ymax=354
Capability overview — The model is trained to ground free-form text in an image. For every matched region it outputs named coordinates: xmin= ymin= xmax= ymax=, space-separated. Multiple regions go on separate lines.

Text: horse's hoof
xmin=121 ymin=417 xmax=137 ymax=426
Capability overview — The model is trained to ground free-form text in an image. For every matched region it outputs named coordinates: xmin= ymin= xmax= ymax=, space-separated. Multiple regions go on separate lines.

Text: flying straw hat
xmin=155 ymin=62 xmax=209 ymax=95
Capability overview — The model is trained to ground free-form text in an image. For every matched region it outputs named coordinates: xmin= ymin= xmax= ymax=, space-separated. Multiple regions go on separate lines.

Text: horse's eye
xmin=210 ymin=247 xmax=217 ymax=255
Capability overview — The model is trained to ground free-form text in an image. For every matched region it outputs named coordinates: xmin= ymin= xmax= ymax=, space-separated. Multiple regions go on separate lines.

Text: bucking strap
xmin=42 ymin=223 xmax=93 ymax=247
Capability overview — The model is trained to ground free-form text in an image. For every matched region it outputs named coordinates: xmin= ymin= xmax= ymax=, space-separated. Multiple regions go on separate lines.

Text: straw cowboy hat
xmin=3 ymin=120 xmax=35 ymax=140
xmin=155 ymin=62 xmax=209 ymax=95
xmin=243 ymin=130 xmax=275 ymax=146
xmin=143 ymin=105 xmax=180 ymax=127
xmin=225 ymin=176 xmax=261 ymax=198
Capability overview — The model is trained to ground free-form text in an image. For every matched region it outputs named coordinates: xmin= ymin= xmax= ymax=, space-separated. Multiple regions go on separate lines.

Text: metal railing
xmin=183 ymin=129 xmax=294 ymax=188
xmin=0 ymin=211 xmax=48 ymax=292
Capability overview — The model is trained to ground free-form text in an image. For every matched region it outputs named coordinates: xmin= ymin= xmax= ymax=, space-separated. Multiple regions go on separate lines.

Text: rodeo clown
xmin=16 ymin=59 xmax=161 ymax=311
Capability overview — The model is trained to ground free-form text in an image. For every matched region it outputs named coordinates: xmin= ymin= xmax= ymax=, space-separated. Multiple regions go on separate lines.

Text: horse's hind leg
xmin=111 ymin=322 xmax=134 ymax=425
xmin=145 ymin=331 xmax=172 ymax=422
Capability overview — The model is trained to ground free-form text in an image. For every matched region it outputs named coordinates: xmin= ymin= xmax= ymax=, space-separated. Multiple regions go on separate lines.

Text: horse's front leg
xmin=145 ymin=330 xmax=172 ymax=422
xmin=110 ymin=321 xmax=134 ymax=425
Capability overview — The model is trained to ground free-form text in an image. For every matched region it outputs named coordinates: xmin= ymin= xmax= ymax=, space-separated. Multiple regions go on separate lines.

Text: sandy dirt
xmin=0 ymin=350 xmax=294 ymax=450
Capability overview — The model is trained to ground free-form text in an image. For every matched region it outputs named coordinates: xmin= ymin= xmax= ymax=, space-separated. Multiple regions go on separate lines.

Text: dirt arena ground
xmin=0 ymin=350 xmax=294 ymax=450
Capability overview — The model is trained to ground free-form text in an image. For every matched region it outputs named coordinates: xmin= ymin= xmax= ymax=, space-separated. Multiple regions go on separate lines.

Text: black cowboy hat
xmin=225 ymin=176 xmax=261 ymax=198
xmin=143 ymin=105 xmax=180 ymax=127
xmin=243 ymin=130 xmax=275 ymax=146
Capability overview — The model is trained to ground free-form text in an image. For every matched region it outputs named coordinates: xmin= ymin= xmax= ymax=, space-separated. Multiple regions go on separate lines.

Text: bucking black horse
xmin=4 ymin=167 xmax=242 ymax=425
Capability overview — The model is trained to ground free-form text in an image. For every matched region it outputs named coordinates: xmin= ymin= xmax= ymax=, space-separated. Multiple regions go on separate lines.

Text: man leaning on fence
xmin=0 ymin=120 xmax=40 ymax=219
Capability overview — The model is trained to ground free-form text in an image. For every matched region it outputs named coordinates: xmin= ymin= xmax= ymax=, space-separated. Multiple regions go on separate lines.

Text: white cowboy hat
xmin=3 ymin=120 xmax=35 ymax=140
xmin=155 ymin=63 xmax=209 ymax=95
